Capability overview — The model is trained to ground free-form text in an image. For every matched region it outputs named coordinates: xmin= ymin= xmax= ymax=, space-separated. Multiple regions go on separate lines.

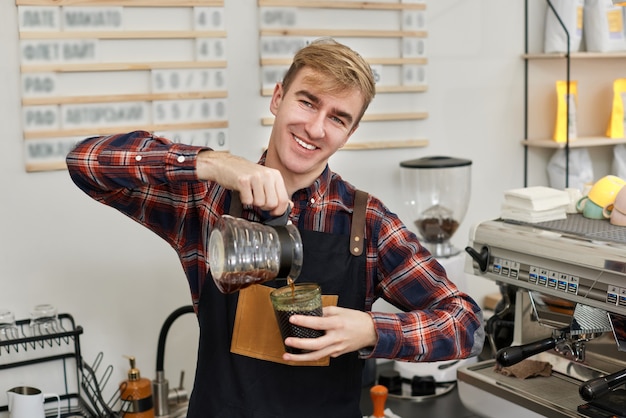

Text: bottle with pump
xmin=120 ymin=356 xmax=154 ymax=418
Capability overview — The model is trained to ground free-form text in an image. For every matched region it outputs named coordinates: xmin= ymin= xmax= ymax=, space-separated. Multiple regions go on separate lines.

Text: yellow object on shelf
xmin=606 ymin=78 xmax=626 ymax=139
xmin=554 ymin=80 xmax=578 ymax=143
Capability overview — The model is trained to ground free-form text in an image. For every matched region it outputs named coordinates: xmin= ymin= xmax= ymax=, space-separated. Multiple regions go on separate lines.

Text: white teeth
xmin=294 ymin=136 xmax=316 ymax=150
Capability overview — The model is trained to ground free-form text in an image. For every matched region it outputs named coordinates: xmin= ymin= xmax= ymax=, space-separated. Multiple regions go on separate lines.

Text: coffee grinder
xmin=399 ymin=156 xmax=472 ymax=258
xmin=388 ymin=156 xmax=474 ymax=397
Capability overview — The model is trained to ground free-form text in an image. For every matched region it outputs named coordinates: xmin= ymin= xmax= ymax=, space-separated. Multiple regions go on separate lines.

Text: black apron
xmin=187 ymin=191 xmax=368 ymax=418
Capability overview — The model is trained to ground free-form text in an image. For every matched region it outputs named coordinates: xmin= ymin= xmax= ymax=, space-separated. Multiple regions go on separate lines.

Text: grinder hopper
xmin=400 ymin=156 xmax=471 ymax=258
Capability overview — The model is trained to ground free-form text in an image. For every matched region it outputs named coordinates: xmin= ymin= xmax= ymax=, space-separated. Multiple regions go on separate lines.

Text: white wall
xmin=0 ymin=0 xmax=539 ymax=408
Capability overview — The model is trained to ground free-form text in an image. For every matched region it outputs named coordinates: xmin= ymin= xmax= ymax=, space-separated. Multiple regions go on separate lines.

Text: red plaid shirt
xmin=67 ymin=130 xmax=483 ymax=361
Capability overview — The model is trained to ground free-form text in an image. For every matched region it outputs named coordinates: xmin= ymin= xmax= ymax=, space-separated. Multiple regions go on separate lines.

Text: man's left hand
xmin=282 ymin=306 xmax=377 ymax=362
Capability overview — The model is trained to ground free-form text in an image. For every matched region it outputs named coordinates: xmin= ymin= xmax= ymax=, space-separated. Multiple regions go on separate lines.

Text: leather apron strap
xmin=350 ymin=190 xmax=368 ymax=256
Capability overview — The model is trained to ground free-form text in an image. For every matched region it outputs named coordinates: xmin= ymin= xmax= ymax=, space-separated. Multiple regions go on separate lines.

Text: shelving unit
xmin=522 ymin=0 xmax=626 ymax=187
xmin=0 ymin=314 xmax=122 ymax=417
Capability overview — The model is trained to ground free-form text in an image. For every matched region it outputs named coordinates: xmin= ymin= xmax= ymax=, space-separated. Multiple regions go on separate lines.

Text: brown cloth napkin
xmin=231 ymin=284 xmax=338 ymax=367
xmin=494 ymin=359 xmax=553 ymax=379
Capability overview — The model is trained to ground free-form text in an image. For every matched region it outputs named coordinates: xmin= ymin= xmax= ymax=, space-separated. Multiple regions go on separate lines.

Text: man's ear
xmin=269 ymin=82 xmax=284 ymax=116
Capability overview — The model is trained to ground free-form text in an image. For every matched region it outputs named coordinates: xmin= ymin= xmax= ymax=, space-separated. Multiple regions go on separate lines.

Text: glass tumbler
xmin=0 ymin=309 xmax=19 ymax=341
xmin=29 ymin=304 xmax=59 ymax=336
xmin=270 ymin=283 xmax=324 ymax=354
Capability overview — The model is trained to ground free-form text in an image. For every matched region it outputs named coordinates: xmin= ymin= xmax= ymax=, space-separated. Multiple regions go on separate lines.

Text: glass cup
xmin=270 ymin=283 xmax=324 ymax=354
xmin=29 ymin=304 xmax=59 ymax=336
xmin=0 ymin=309 xmax=19 ymax=341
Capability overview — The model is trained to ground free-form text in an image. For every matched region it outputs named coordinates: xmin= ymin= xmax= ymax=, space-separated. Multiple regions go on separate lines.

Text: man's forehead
xmin=290 ymin=68 xmax=363 ymax=103
xmin=293 ymin=68 xmax=353 ymax=90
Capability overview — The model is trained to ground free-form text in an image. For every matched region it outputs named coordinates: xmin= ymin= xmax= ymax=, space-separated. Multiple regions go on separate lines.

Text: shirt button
xmin=310 ymin=198 xmax=315 ymax=204
xmin=177 ymin=156 xmax=186 ymax=163
xmin=135 ymin=155 xmax=142 ymax=161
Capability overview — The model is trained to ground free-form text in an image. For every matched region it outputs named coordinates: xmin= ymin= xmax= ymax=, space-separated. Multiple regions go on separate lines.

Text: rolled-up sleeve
xmin=66 ymin=130 xmax=207 ymax=194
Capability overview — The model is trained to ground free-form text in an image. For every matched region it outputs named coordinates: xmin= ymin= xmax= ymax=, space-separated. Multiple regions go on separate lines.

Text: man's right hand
xmin=196 ymin=150 xmax=291 ymax=216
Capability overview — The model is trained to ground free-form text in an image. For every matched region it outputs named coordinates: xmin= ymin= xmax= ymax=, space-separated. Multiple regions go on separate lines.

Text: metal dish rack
xmin=0 ymin=313 xmax=126 ymax=417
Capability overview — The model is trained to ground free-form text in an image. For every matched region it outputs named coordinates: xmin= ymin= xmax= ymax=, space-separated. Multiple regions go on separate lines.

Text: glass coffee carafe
xmin=400 ymin=156 xmax=472 ymax=258
xmin=208 ymin=215 xmax=303 ymax=293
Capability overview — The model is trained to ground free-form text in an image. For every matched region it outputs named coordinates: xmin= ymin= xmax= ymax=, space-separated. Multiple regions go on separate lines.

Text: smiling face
xmin=266 ymin=67 xmax=365 ymax=194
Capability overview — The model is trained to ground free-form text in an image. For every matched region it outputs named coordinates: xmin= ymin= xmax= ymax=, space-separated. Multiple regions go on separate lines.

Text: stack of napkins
xmin=501 ymin=186 xmax=570 ymax=223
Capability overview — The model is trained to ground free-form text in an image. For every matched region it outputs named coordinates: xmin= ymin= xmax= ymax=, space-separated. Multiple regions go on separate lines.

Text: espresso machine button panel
xmin=606 ymin=285 xmax=626 ymax=307
xmin=486 ymin=254 xmax=626 ymax=313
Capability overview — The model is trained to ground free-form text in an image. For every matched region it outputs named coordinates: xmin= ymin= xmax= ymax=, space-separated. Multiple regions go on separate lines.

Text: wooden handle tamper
xmin=370 ymin=384 xmax=389 ymax=418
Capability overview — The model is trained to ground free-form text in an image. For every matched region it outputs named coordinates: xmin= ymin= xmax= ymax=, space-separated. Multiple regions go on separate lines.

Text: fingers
xmin=281 ymin=314 xmax=339 ymax=361
xmin=235 ymin=168 xmax=290 ymax=215
xmin=239 ymin=181 xmax=291 ymax=215
xmin=282 ymin=334 xmax=345 ymax=362
xmin=282 ymin=307 xmax=377 ymax=363
xmin=196 ymin=152 xmax=291 ymax=214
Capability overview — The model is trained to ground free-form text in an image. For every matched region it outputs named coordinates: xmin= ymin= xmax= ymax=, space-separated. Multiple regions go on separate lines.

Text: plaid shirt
xmin=67 ymin=130 xmax=483 ymax=361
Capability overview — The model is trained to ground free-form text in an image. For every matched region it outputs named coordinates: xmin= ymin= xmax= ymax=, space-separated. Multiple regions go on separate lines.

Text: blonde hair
xmin=282 ymin=38 xmax=376 ymax=124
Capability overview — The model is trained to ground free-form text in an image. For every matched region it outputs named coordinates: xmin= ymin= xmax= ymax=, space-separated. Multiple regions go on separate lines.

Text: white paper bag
xmin=544 ymin=0 xmax=584 ymax=53
xmin=583 ymin=0 xmax=626 ymax=52
xmin=547 ymin=148 xmax=594 ymax=191
xmin=613 ymin=144 xmax=626 ymax=179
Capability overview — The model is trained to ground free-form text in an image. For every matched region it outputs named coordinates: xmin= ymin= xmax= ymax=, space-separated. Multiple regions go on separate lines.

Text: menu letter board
xmin=16 ymin=0 xmax=228 ymax=172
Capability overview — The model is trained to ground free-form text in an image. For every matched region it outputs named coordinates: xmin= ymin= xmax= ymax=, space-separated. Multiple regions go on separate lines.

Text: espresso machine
xmin=461 ymin=215 xmax=626 ymax=417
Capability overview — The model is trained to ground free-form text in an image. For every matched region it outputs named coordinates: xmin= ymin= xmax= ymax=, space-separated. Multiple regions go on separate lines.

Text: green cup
xmin=270 ymin=283 xmax=324 ymax=354
xmin=576 ymin=196 xmax=604 ymax=220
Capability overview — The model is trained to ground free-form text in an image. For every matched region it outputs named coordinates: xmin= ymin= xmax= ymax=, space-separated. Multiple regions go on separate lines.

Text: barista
xmin=66 ymin=38 xmax=484 ymax=418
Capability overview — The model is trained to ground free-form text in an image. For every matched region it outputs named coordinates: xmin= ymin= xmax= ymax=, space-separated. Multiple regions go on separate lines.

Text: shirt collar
xmin=298 ymin=166 xmax=331 ymax=206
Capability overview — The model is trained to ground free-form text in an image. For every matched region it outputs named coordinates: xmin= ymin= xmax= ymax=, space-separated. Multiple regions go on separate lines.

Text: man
xmin=67 ymin=38 xmax=483 ymax=418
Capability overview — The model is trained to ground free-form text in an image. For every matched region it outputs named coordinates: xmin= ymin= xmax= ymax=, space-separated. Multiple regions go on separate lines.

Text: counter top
xmin=359 ymin=362 xmax=479 ymax=418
